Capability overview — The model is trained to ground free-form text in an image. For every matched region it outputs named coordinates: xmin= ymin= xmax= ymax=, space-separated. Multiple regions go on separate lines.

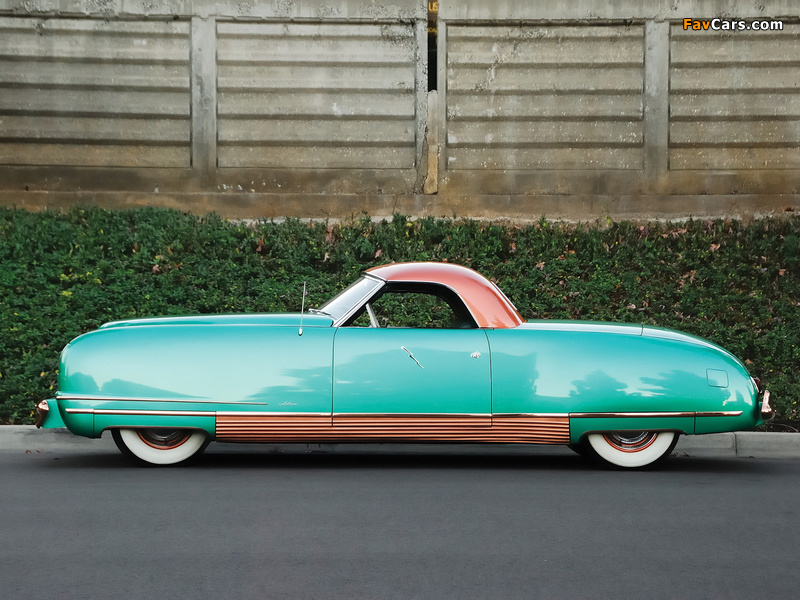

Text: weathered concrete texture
xmin=422 ymin=90 xmax=438 ymax=194
xmin=0 ymin=0 xmax=425 ymax=20
xmin=674 ymin=432 xmax=737 ymax=457
xmin=1 ymin=1 xmax=799 ymax=219
xmin=676 ymin=432 xmax=800 ymax=459
xmin=0 ymin=11 xmax=426 ymax=194
xmin=735 ymin=432 xmax=800 ymax=458
xmin=444 ymin=24 xmax=645 ymax=172
xmin=435 ymin=8 xmax=800 ymax=199
xmin=670 ymin=22 xmax=800 ymax=170
xmin=438 ymin=0 xmax=799 ymax=20
xmin=215 ymin=21 xmax=418 ymax=171
xmin=0 ymin=17 xmax=191 ymax=168
xmin=192 ymin=17 xmax=217 ymax=180
xmin=2 ymin=190 xmax=798 ymax=222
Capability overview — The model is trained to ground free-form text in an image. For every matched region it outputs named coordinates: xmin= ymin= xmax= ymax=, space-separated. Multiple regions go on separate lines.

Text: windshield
xmin=315 ymin=276 xmax=383 ymax=323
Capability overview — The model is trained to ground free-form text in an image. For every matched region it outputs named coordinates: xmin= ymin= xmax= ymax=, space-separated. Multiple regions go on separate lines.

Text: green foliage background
xmin=1 ymin=207 xmax=798 ymax=425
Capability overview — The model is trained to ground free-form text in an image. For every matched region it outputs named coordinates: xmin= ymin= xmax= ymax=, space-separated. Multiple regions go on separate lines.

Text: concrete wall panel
xmin=0 ymin=16 xmax=190 ymax=167
xmin=0 ymin=0 xmax=425 ymax=20
xmin=216 ymin=21 xmax=417 ymax=170
xmin=670 ymin=23 xmax=800 ymax=170
xmin=0 ymin=0 xmax=798 ymax=220
xmin=437 ymin=0 xmax=799 ymax=21
xmin=445 ymin=24 xmax=645 ymax=172
xmin=0 ymin=144 xmax=188 ymax=168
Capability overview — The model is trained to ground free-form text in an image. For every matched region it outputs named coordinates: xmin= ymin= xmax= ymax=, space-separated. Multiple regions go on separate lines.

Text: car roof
xmin=365 ymin=262 xmax=524 ymax=328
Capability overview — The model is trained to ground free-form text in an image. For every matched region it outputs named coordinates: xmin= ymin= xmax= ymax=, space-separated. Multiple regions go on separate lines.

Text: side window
xmin=348 ymin=284 xmax=476 ymax=329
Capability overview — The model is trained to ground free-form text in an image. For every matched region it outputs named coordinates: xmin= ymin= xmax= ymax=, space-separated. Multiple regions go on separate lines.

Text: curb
xmin=675 ymin=431 xmax=800 ymax=459
xmin=2 ymin=426 xmax=800 ymax=459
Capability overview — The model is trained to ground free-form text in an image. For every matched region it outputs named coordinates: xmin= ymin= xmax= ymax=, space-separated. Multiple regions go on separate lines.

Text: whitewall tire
xmin=112 ymin=428 xmax=208 ymax=466
xmin=587 ymin=431 xmax=678 ymax=469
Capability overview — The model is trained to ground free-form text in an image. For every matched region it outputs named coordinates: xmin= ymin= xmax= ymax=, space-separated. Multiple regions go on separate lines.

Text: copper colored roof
xmin=366 ymin=262 xmax=524 ymax=329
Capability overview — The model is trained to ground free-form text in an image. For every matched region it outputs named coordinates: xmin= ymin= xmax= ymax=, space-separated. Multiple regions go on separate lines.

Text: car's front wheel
xmin=586 ymin=431 xmax=678 ymax=468
xmin=111 ymin=428 xmax=208 ymax=466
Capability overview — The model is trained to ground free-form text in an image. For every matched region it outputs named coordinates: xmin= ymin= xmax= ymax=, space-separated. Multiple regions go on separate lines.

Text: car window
xmin=315 ymin=275 xmax=383 ymax=323
xmin=348 ymin=285 xmax=477 ymax=329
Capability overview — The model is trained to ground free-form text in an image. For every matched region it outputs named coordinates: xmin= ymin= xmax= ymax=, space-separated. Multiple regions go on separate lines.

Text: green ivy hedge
xmin=1 ymin=207 xmax=797 ymax=425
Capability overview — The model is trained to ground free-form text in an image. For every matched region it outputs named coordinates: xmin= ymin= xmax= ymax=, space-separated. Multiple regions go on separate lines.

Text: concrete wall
xmin=443 ymin=23 xmax=646 ymax=171
xmin=435 ymin=0 xmax=800 ymax=218
xmin=0 ymin=0 xmax=428 ymax=211
xmin=0 ymin=0 xmax=798 ymax=220
xmin=0 ymin=17 xmax=192 ymax=168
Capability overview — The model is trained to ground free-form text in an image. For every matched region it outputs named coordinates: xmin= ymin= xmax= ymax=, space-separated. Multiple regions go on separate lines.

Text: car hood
xmin=99 ymin=313 xmax=334 ymax=329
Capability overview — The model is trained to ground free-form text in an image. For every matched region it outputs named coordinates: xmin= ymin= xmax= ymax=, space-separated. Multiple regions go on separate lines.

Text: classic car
xmin=35 ymin=262 xmax=773 ymax=468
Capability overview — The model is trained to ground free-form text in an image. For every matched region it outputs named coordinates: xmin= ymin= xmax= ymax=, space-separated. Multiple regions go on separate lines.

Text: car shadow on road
xmin=196 ymin=450 xmax=781 ymax=475
xmin=22 ymin=447 xmax=784 ymax=475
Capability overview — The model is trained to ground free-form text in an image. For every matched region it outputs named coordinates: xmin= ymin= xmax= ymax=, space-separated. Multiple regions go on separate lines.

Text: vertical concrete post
xmin=643 ymin=20 xmax=670 ymax=181
xmin=436 ymin=20 xmax=448 ymax=181
xmin=415 ymin=18 xmax=429 ymax=180
xmin=423 ymin=90 xmax=439 ymax=194
xmin=191 ymin=17 xmax=217 ymax=183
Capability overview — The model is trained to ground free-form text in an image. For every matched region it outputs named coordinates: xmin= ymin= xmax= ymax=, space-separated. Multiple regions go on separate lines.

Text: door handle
xmin=401 ymin=346 xmax=424 ymax=369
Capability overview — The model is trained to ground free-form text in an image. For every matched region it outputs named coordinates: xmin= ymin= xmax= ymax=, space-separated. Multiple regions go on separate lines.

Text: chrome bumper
xmin=760 ymin=390 xmax=775 ymax=421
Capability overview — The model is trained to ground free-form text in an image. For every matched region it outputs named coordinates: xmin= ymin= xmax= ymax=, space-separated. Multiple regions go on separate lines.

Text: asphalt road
xmin=3 ymin=446 xmax=799 ymax=600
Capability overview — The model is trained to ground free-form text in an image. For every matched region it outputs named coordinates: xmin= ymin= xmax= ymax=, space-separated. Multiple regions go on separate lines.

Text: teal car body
xmin=37 ymin=262 xmax=771 ymax=468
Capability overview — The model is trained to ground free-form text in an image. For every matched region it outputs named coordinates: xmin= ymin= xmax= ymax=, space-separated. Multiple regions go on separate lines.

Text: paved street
xmin=3 ymin=446 xmax=799 ymax=600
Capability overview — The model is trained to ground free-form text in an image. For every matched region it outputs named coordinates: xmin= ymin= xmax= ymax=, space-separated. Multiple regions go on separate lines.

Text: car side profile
xmin=36 ymin=262 xmax=773 ymax=468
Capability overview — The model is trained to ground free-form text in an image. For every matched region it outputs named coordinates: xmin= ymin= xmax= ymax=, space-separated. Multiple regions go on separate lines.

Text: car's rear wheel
xmin=111 ymin=428 xmax=208 ymax=466
xmin=586 ymin=431 xmax=678 ymax=469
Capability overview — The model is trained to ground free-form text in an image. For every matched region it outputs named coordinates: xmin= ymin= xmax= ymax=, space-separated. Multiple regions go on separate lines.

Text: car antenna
xmin=298 ymin=282 xmax=306 ymax=336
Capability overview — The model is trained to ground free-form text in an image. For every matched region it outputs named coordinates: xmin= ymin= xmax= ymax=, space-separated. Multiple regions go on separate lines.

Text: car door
xmin=331 ymin=286 xmax=492 ymax=439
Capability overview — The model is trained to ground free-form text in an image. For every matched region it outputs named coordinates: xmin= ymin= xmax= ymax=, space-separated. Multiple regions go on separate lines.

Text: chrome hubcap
xmin=136 ymin=429 xmax=192 ymax=450
xmin=603 ymin=431 xmax=658 ymax=452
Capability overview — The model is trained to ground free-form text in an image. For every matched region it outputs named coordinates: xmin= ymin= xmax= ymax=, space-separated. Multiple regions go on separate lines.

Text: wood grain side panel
xmin=490 ymin=416 xmax=570 ymax=444
xmin=215 ymin=414 xmax=569 ymax=444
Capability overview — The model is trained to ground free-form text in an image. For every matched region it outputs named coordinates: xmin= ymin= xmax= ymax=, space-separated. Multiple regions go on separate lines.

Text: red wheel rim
xmin=136 ymin=429 xmax=192 ymax=450
xmin=602 ymin=432 xmax=659 ymax=453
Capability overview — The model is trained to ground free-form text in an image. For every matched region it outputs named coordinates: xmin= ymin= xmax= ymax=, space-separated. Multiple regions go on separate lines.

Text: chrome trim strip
xmin=332 ymin=412 xmax=491 ymax=418
xmin=217 ymin=411 xmax=331 ymax=417
xmin=55 ymin=394 xmax=267 ymax=406
xmin=58 ymin=393 xmax=207 ymax=402
xmin=571 ymin=411 xmax=742 ymax=419
xmin=493 ymin=413 xmax=570 ymax=418
xmin=523 ymin=322 xmax=644 ymax=335
xmin=66 ymin=408 xmax=216 ymax=417
xmin=570 ymin=411 xmax=696 ymax=418
xmin=61 ymin=408 xmax=743 ymax=419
